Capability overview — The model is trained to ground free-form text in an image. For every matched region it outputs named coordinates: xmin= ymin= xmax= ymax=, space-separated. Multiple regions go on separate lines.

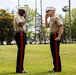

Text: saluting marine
xmin=45 ymin=7 xmax=64 ymax=72
xmin=13 ymin=6 xmax=28 ymax=73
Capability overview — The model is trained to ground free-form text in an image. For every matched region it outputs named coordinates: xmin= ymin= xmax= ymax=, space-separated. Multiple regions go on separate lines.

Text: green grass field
xmin=0 ymin=44 xmax=76 ymax=75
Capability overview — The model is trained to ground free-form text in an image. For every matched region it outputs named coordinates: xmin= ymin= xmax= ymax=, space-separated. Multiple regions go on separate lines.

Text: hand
xmin=45 ymin=13 xmax=49 ymax=19
xmin=55 ymin=37 xmax=60 ymax=41
xmin=19 ymin=22 xmax=24 ymax=26
xmin=24 ymin=14 xmax=27 ymax=19
xmin=24 ymin=13 xmax=28 ymax=19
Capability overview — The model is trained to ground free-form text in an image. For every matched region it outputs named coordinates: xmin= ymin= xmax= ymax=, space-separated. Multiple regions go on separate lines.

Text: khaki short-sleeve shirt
xmin=13 ymin=13 xmax=27 ymax=32
xmin=49 ymin=15 xmax=63 ymax=33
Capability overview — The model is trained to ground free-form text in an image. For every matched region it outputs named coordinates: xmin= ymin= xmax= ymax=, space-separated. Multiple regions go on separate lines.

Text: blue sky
xmin=0 ymin=0 xmax=76 ymax=20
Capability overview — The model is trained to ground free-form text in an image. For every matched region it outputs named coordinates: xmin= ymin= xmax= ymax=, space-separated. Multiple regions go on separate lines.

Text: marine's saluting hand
xmin=45 ymin=13 xmax=49 ymax=19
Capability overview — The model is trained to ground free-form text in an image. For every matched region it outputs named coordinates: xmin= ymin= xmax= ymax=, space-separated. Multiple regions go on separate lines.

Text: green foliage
xmin=62 ymin=8 xmax=76 ymax=42
xmin=0 ymin=9 xmax=14 ymax=44
xmin=24 ymin=4 xmax=35 ymax=41
xmin=71 ymin=8 xmax=76 ymax=40
xmin=24 ymin=4 xmax=35 ymax=28
xmin=42 ymin=26 xmax=50 ymax=43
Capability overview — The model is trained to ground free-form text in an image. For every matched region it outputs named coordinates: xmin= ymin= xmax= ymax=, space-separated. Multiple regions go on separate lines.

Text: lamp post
xmin=40 ymin=0 xmax=42 ymax=31
xmin=35 ymin=0 xmax=37 ymax=44
xmin=37 ymin=14 xmax=42 ymax=44
xmin=40 ymin=0 xmax=42 ymax=44
xmin=69 ymin=0 xmax=72 ymax=43
xmin=18 ymin=0 xmax=20 ymax=6
xmin=62 ymin=6 xmax=69 ymax=43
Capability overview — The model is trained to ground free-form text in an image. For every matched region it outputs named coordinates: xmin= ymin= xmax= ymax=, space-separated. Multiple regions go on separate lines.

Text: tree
xmin=24 ymin=4 xmax=35 ymax=42
xmin=0 ymin=4 xmax=36 ymax=44
xmin=42 ymin=25 xmax=50 ymax=44
xmin=63 ymin=8 xmax=76 ymax=43
xmin=0 ymin=9 xmax=14 ymax=44
xmin=71 ymin=8 xmax=76 ymax=42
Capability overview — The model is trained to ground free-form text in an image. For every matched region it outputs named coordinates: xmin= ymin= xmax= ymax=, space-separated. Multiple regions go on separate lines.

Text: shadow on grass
xmin=0 ymin=71 xmax=61 ymax=75
xmin=0 ymin=72 xmax=42 ymax=75
xmin=37 ymin=71 xmax=56 ymax=75
xmin=0 ymin=72 xmax=16 ymax=75
xmin=0 ymin=72 xmax=27 ymax=75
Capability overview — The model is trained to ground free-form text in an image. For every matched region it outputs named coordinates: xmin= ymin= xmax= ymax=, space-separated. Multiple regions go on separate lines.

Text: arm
xmin=55 ymin=25 xmax=64 ymax=41
xmin=13 ymin=17 xmax=16 ymax=31
xmin=16 ymin=16 xmax=25 ymax=26
xmin=45 ymin=14 xmax=49 ymax=28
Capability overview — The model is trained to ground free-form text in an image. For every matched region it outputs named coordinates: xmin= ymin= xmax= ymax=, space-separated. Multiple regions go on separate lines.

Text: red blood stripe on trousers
xmin=19 ymin=32 xmax=23 ymax=72
xmin=54 ymin=34 xmax=59 ymax=71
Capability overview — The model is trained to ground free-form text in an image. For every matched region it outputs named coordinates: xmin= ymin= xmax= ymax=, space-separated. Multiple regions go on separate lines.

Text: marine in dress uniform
xmin=45 ymin=7 xmax=64 ymax=72
xmin=13 ymin=6 xmax=28 ymax=73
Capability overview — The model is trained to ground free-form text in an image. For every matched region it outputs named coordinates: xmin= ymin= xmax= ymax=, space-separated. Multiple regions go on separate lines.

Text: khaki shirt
xmin=13 ymin=13 xmax=27 ymax=32
xmin=49 ymin=15 xmax=63 ymax=33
